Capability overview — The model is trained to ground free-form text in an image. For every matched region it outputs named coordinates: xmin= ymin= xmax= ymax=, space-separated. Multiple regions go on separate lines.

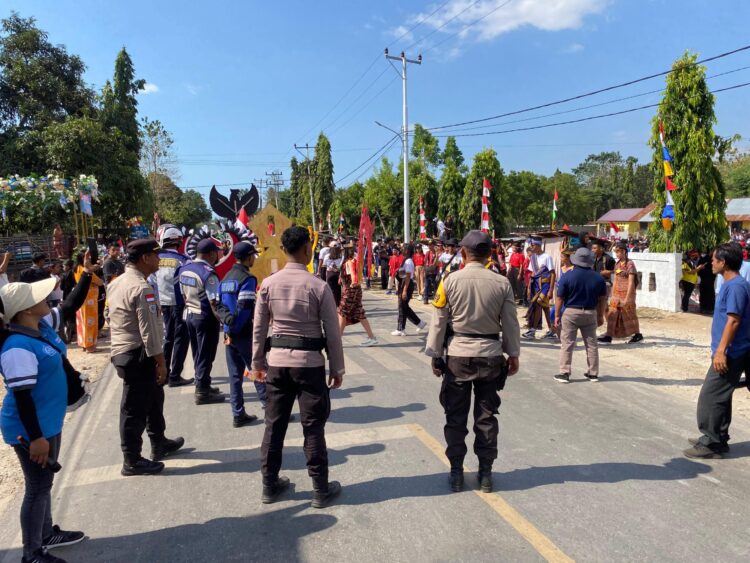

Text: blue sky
xmin=9 ymin=0 xmax=750 ymax=202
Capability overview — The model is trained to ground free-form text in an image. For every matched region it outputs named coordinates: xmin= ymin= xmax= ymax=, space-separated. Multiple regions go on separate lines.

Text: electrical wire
xmin=405 ymin=0 xmax=484 ymax=51
xmin=329 ymin=75 xmax=401 ymax=136
xmin=423 ymin=0 xmax=515 ymax=55
xmin=334 ymin=134 xmax=401 ymax=185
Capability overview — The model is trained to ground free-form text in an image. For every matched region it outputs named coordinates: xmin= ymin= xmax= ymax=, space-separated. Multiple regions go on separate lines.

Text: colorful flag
xmin=480 ymin=178 xmax=491 ymax=233
xmin=659 ymin=119 xmax=677 ymax=230
xmin=419 ymin=196 xmax=427 ymax=239
xmin=552 ymin=190 xmax=558 ymax=224
xmin=665 ymin=177 xmax=679 ymax=191
xmin=235 ymin=207 xmax=249 ymax=232
xmin=609 ymin=222 xmax=620 ymax=234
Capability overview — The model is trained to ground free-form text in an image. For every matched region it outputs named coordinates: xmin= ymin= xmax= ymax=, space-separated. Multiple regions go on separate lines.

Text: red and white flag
xmin=480 ymin=178 xmax=491 ymax=233
xmin=609 ymin=222 xmax=620 ymax=235
xmin=235 ymin=207 xmax=249 ymax=232
xmin=419 ymin=196 xmax=427 ymax=239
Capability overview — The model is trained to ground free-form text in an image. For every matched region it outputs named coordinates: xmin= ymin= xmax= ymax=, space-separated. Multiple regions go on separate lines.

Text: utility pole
xmin=294 ymin=143 xmax=316 ymax=228
xmin=253 ymin=178 xmax=267 ymax=208
xmin=265 ymin=170 xmax=284 ymax=209
xmin=385 ymin=48 xmax=421 ymax=243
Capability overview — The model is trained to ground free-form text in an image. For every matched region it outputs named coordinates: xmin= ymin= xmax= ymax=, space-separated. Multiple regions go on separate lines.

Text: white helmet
xmin=159 ymin=226 xmax=183 ymax=246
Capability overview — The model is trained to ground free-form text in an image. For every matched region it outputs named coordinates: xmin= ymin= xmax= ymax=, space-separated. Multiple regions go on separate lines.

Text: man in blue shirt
xmin=553 ymin=247 xmax=608 ymax=384
xmin=685 ymin=242 xmax=750 ymax=458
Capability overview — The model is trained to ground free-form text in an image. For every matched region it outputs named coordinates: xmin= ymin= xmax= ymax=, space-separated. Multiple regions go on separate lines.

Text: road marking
xmin=359 ymin=345 xmax=411 ymax=371
xmin=407 ymin=423 xmax=575 ymax=563
xmin=698 ymin=474 xmax=721 ymax=485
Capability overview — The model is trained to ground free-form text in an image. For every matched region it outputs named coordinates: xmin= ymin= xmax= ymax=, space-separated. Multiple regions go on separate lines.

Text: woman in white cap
xmin=0 ymin=278 xmax=88 ymax=563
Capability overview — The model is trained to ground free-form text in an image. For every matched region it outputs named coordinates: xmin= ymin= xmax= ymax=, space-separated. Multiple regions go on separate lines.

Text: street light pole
xmin=385 ymin=48 xmax=421 ymax=244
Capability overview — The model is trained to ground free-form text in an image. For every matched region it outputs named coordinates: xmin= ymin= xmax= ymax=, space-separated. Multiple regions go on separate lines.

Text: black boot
xmin=121 ymin=457 xmax=164 ymax=476
xmin=311 ymin=480 xmax=342 ymax=509
xmin=261 ymin=475 xmax=291 ymax=504
xmin=233 ymin=412 xmax=258 ymax=428
xmin=195 ymin=390 xmax=225 ymax=405
xmin=449 ymin=457 xmax=464 ymax=492
xmin=151 ymin=436 xmax=185 ymax=461
xmin=478 ymin=458 xmax=493 ymax=493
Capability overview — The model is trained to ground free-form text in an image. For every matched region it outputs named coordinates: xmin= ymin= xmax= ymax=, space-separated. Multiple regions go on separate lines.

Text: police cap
xmin=458 ymin=230 xmax=491 ymax=253
xmin=233 ymin=241 xmax=258 ymax=259
xmin=197 ymin=239 xmax=219 ymax=254
xmin=126 ymin=238 xmax=160 ymax=260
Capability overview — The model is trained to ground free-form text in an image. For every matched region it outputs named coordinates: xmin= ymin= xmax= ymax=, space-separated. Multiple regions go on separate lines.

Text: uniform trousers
xmin=397 ymin=278 xmax=421 ymax=331
xmin=162 ymin=304 xmax=190 ymax=381
xmin=559 ymin=307 xmax=599 ymax=376
xmin=508 ymin=266 xmax=520 ymax=301
xmin=261 ymin=365 xmax=330 ymax=487
xmin=697 ymin=352 xmax=750 ymax=447
xmin=225 ymin=335 xmax=268 ymax=416
xmin=187 ymin=312 xmax=220 ymax=391
xmin=439 ymin=356 xmax=504 ymax=462
xmin=380 ymin=263 xmax=389 ymax=289
xmin=112 ymin=350 xmax=166 ymax=463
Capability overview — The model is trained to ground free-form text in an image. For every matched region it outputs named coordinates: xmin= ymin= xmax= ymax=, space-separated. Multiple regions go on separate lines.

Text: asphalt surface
xmin=1 ymin=291 xmax=750 ymax=562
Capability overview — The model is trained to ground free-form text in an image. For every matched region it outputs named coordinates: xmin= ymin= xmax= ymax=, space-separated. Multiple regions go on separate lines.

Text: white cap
xmin=159 ymin=227 xmax=183 ymax=246
xmin=0 ymin=278 xmax=57 ymax=322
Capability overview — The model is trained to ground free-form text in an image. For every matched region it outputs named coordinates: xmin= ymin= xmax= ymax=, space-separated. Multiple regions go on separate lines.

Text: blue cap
xmin=527 ymin=237 xmax=542 ymax=246
xmin=233 ymin=241 xmax=258 ymax=259
xmin=197 ymin=239 xmax=219 ymax=254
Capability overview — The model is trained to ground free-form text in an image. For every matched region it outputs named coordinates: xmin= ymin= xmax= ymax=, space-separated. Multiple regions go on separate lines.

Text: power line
xmin=334 ymin=134 xmax=400 ymax=185
xmin=322 ymin=66 xmax=390 ymax=132
xmin=423 ymin=0 xmax=515 ymax=55
xmin=432 ymin=81 xmax=750 ymax=138
xmin=352 ymin=137 xmax=403 ymax=184
xmin=405 ymin=0 xmax=484 ymax=51
xmin=426 ymin=43 xmax=750 ymax=132
xmin=329 ymin=75 xmax=400 ymax=135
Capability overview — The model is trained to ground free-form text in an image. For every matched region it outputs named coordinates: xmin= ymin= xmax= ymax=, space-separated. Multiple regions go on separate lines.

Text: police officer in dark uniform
xmin=154 ymin=226 xmax=193 ymax=387
xmin=179 ymin=239 xmax=225 ymax=405
xmin=425 ymin=231 xmax=521 ymax=493
xmin=216 ymin=241 xmax=266 ymax=427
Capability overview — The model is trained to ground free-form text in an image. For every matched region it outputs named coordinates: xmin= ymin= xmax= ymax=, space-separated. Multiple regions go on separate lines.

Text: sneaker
xmin=385 ymin=291 xmax=393 ymax=295
xmin=360 ymin=338 xmax=379 ymax=347
xmin=553 ymin=373 xmax=570 ymax=384
xmin=168 ymin=376 xmax=194 ymax=388
xmin=22 ymin=549 xmax=67 ymax=563
xmin=416 ymin=321 xmax=427 ymax=333
xmin=151 ymin=436 xmax=185 ymax=461
xmin=597 ymin=335 xmax=612 ymax=344
xmin=391 ymin=330 xmax=406 ymax=336
xmin=687 ymin=437 xmax=729 ymax=453
xmin=583 ymin=373 xmax=599 ymax=383
xmin=311 ymin=480 xmax=342 ymax=509
xmin=42 ymin=526 xmax=85 ymax=550
xmin=522 ymin=330 xmax=536 ymax=340
xmin=121 ymin=457 xmax=165 ymax=476
xmin=195 ymin=391 xmax=226 ymax=405
xmin=261 ymin=475 xmax=291 ymax=504
xmin=628 ymin=333 xmax=644 ymax=344
xmin=542 ymin=330 xmax=557 ymax=339
xmin=683 ymin=444 xmax=724 ymax=459
xmin=233 ymin=412 xmax=258 ymax=428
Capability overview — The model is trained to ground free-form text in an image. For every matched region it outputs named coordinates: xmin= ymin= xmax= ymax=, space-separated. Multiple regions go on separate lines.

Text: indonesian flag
xmin=609 ymin=222 xmax=620 ymax=234
xmin=480 ymin=178 xmax=491 ymax=233
xmin=327 ymin=211 xmax=332 ymax=233
xmin=419 ymin=196 xmax=427 ymax=239
xmin=235 ymin=207 xmax=249 ymax=232
xmin=552 ymin=190 xmax=558 ymax=224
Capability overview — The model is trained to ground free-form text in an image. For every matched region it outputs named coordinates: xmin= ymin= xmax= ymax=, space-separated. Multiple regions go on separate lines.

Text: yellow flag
xmin=663 ymin=161 xmax=674 ymax=177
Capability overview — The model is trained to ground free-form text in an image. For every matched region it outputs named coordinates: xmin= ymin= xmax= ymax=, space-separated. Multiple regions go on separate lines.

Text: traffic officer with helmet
xmin=153 ymin=224 xmax=193 ymax=387
xmin=215 ymin=241 xmax=267 ymax=427
xmin=425 ymin=230 xmax=520 ymax=493
xmin=179 ymin=239 xmax=225 ymax=405
xmin=108 ymin=239 xmax=185 ymax=476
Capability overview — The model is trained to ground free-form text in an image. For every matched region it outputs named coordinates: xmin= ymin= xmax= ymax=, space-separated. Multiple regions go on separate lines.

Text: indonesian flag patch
xmin=145 ymin=293 xmax=157 ymax=303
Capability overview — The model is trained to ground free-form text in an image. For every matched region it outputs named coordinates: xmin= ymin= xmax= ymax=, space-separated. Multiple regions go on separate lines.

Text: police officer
xmin=251 ymin=226 xmax=345 ymax=508
xmin=153 ymin=225 xmax=193 ymax=387
xmin=108 ymin=239 xmax=185 ymax=476
xmin=216 ymin=241 xmax=266 ymax=427
xmin=425 ymin=230 xmax=520 ymax=493
xmin=179 ymin=239 xmax=225 ymax=404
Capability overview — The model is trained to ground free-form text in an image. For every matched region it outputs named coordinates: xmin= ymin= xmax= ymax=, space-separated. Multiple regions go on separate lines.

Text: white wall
xmin=630 ymin=252 xmax=682 ymax=312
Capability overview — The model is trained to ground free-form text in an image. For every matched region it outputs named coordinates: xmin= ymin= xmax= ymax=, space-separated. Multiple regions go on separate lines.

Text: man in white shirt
xmin=435 ymin=218 xmax=446 ymax=240
xmin=523 ymin=237 xmax=555 ymax=339
xmin=439 ymin=239 xmax=463 ymax=273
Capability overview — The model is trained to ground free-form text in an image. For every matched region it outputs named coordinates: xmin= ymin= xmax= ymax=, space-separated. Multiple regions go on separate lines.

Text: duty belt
xmin=267 ymin=334 xmax=327 ymax=351
xmin=452 ymin=331 xmax=500 ymax=341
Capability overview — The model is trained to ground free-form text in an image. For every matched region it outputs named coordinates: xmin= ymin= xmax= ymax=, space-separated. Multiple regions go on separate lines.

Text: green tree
xmin=286 ymin=156 xmax=301 ymax=217
xmin=363 ymin=156 xmax=401 ymax=237
xmin=441 ymin=136 xmax=464 ymax=169
xmin=719 ymin=152 xmax=750 ymax=197
xmin=331 ymin=181 xmax=366 ymax=233
xmin=649 ymin=52 xmax=727 ymax=251
xmin=505 ymin=170 xmax=550 ymax=229
xmin=313 ymin=132 xmax=334 ymax=224
xmin=147 ymin=173 xmax=210 ymax=226
xmin=459 ymin=148 xmax=506 ymax=235
xmin=411 ymin=123 xmax=440 ymax=168
xmin=438 ymin=160 xmax=464 ymax=222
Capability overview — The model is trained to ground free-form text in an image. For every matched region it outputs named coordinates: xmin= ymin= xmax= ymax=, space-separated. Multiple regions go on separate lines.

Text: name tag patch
xmin=180 ymin=275 xmax=197 ymax=287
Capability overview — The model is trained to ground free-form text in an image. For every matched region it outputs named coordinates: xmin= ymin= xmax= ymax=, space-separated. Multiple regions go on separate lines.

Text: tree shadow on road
xmin=331 ymin=403 xmax=426 ymax=425
xmin=495 ymin=457 xmax=712 ymax=491
xmin=55 ymin=503 xmax=336 ymax=563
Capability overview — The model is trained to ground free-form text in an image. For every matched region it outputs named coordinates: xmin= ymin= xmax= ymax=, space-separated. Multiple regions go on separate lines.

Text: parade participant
xmin=73 ymin=252 xmax=103 ymax=353
xmin=324 ymin=241 xmax=343 ymax=306
xmin=680 ymin=249 xmax=703 ymax=313
xmin=108 ymin=239 xmax=185 ymax=476
xmin=338 ymin=244 xmax=378 ymax=346
xmin=599 ymin=241 xmax=644 ymax=344
xmin=317 ymin=237 xmax=331 ymax=280
xmin=434 ymin=217 xmax=446 ymax=239
xmin=523 ymin=238 xmax=555 ymax=340
xmin=20 ymin=253 xmax=50 ymax=284
xmin=508 ymin=243 xmax=524 ymax=304
xmin=444 ymin=215 xmax=456 ymax=240
xmin=413 ymin=245 xmax=426 ymax=297
xmin=521 ymin=246 xmax=532 ymax=306
xmin=377 ymin=240 xmax=390 ymax=290
xmin=386 ymin=246 xmax=403 ymax=295
xmin=685 ymin=242 xmax=750 ymax=458
xmin=487 ymin=242 xmax=506 ymax=275
xmin=422 ymin=241 xmax=440 ymax=304
xmin=391 ymin=245 xmax=426 ymax=337
xmin=154 ymin=226 xmax=193 ymax=388
xmin=697 ymin=250 xmax=716 ymax=314
xmin=101 ymin=243 xmax=125 ymax=284
xmin=425 ymin=230 xmax=520 ymax=493
xmin=592 ymin=240 xmax=615 ymax=287
xmin=553 ymin=248 xmax=608 ymax=383
xmin=546 ymin=248 xmax=575 ymax=339
xmin=251 ymin=226 xmax=345 ymax=508
xmin=52 ymin=224 xmax=64 ymax=259
xmin=216 ymin=241 xmax=265 ymax=427
xmin=46 ymin=262 xmax=63 ymax=309
xmin=1 ymin=278 xmax=88 ymax=563
xmin=179 ymin=239 xmax=225 ymax=405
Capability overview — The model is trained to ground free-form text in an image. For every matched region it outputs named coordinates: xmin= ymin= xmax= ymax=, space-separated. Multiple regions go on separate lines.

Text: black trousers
xmin=508 ymin=266 xmax=520 ymax=301
xmin=397 ymin=278 xmax=421 ymax=331
xmin=162 ymin=305 xmax=190 ymax=381
xmin=187 ymin=313 xmax=220 ymax=391
xmin=423 ymin=273 xmax=437 ymax=303
xmin=697 ymin=353 xmax=750 ymax=447
xmin=261 ymin=366 xmax=330 ymax=487
xmin=699 ymin=279 xmax=716 ymax=313
xmin=439 ymin=357 xmax=504 ymax=462
xmin=326 ymin=271 xmax=341 ymax=307
xmin=380 ymin=263 xmax=389 ymax=289
xmin=680 ymin=281 xmax=695 ymax=312
xmin=113 ymin=350 xmax=166 ymax=463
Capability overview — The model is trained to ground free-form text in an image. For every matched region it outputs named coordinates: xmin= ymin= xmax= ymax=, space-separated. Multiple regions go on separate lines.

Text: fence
xmin=0 ymin=234 xmax=63 ymax=282
xmin=629 ymin=252 xmax=682 ymax=312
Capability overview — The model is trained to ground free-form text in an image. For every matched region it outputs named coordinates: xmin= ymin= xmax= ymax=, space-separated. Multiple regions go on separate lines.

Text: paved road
xmin=1 ymin=292 xmax=750 ymax=562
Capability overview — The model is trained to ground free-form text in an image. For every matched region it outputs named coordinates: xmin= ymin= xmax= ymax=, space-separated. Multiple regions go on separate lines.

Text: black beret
xmin=458 ymin=230 xmax=491 ymax=252
xmin=233 ymin=241 xmax=258 ymax=259
xmin=197 ymin=239 xmax=219 ymax=254
xmin=445 ymin=238 xmax=458 ymax=246
xmin=126 ymin=238 xmax=160 ymax=259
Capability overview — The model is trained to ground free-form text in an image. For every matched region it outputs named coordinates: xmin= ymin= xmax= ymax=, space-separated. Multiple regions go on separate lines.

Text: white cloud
xmin=185 ymin=83 xmax=200 ymax=96
xmin=140 ymin=82 xmax=159 ymax=95
xmin=398 ymin=0 xmax=608 ymax=53
xmin=562 ymin=42 xmax=585 ymax=53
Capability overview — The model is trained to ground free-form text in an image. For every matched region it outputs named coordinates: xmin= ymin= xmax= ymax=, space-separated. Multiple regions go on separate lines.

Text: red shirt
xmin=509 ymin=252 xmax=525 ymax=268
xmin=388 ymin=255 xmax=404 ymax=275
xmin=413 ymin=253 xmax=425 ymax=266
